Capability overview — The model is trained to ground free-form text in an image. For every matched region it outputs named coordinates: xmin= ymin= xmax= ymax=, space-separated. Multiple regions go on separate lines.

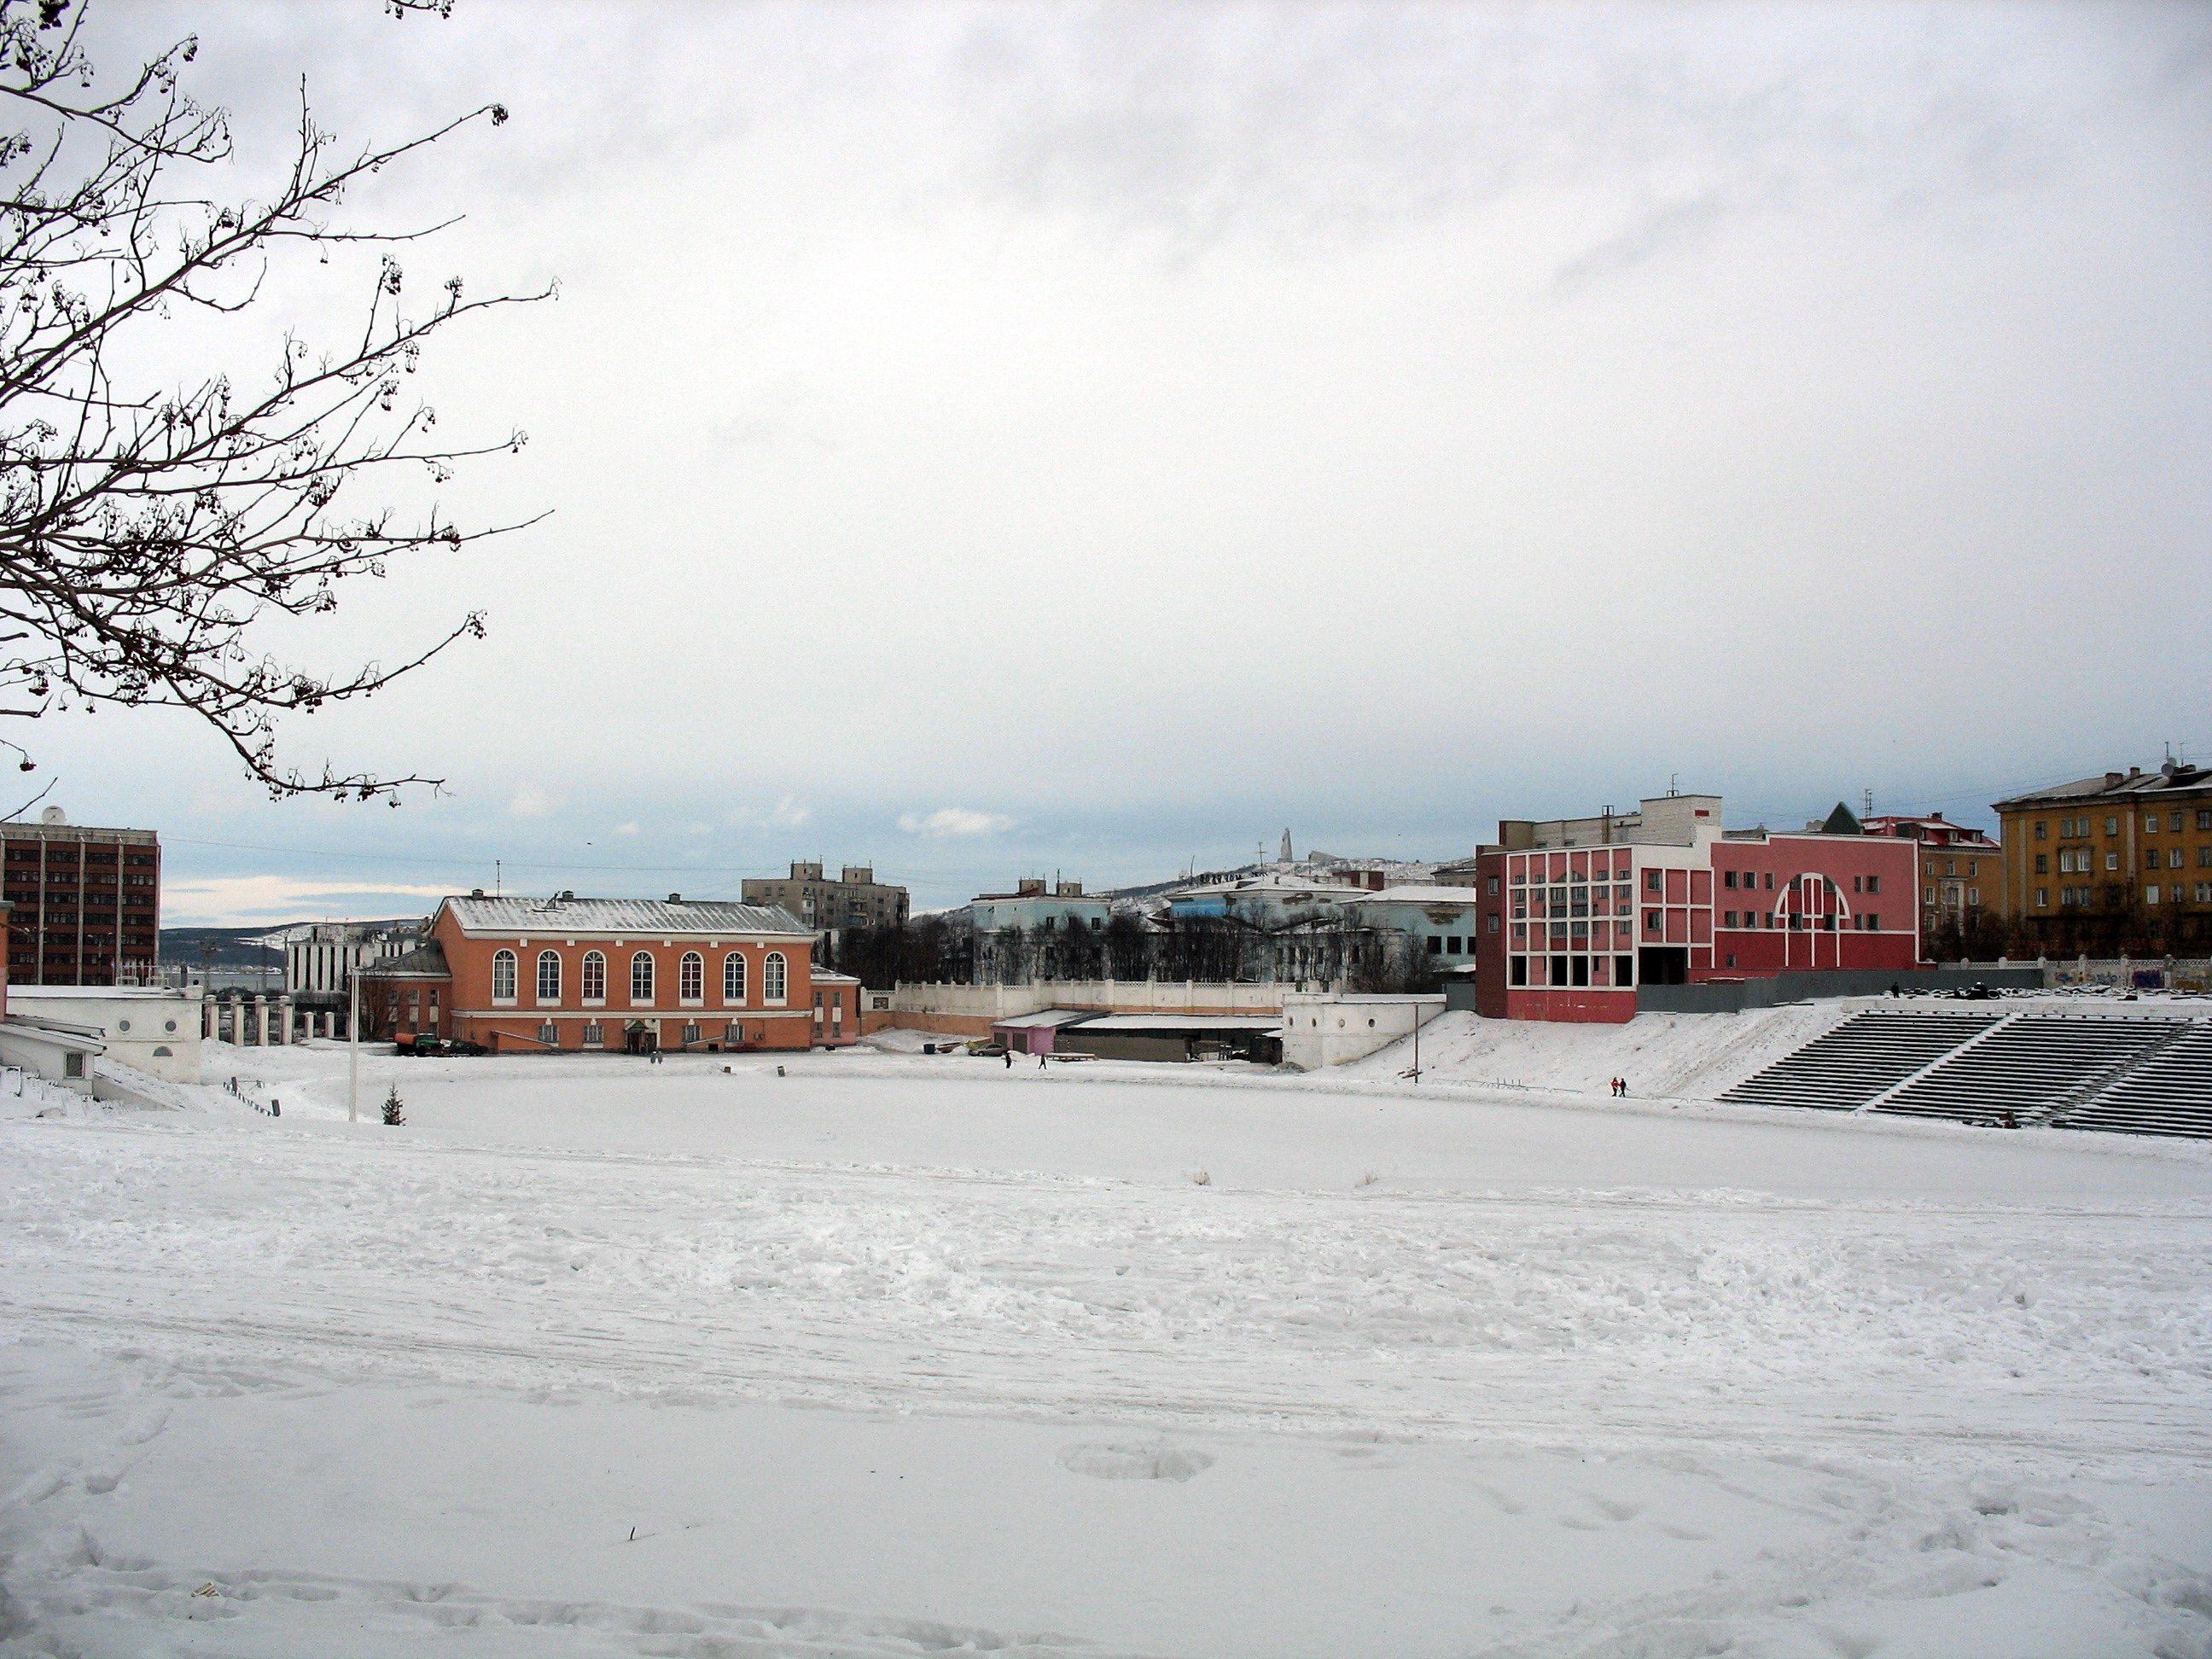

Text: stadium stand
xmin=1873 ymin=1016 xmax=2182 ymax=1126
xmin=2052 ymin=1022 xmax=2212 ymax=1140
xmin=1718 ymin=1010 xmax=2003 ymax=1112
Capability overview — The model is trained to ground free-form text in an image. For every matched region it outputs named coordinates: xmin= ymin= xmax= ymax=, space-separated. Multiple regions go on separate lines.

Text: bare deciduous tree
xmin=0 ymin=0 xmax=546 ymax=799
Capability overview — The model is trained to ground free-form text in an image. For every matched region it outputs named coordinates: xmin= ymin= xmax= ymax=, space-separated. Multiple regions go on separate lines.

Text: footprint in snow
xmin=1057 ymin=1442 xmax=1214 ymax=1482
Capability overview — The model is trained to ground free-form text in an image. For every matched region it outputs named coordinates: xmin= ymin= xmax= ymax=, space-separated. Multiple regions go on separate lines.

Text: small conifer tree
xmin=381 ymin=1086 xmax=405 ymax=1126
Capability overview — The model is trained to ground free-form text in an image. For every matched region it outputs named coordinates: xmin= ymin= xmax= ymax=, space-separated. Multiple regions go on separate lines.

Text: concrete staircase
xmin=2052 ymin=1022 xmax=2212 ymax=1139
xmin=1872 ymin=1016 xmax=2182 ymax=1127
xmin=1717 ymin=1010 xmax=2005 ymax=1112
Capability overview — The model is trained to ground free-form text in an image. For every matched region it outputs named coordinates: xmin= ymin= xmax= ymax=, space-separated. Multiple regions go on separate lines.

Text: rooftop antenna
xmin=1667 ymin=773 xmax=1679 ymax=797
xmin=1862 ymin=788 xmax=1874 ymax=818
xmin=495 ymin=859 xmax=502 ymax=897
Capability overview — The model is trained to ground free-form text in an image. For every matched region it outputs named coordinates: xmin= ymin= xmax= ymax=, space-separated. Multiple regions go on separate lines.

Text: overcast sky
xmin=20 ymin=1 xmax=2212 ymax=923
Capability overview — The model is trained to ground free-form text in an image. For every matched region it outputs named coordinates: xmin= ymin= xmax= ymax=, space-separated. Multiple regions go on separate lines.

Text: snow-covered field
xmin=3 ymin=1037 xmax=2209 ymax=1658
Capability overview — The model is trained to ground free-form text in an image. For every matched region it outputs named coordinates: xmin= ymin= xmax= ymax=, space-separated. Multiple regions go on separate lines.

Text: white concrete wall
xmin=3 ymin=988 xmax=203 ymax=1082
xmin=893 ymin=980 xmax=1290 ymax=1020
xmin=0 ymin=1025 xmax=97 ymax=1090
xmin=1278 ymin=993 xmax=1446 ymax=1071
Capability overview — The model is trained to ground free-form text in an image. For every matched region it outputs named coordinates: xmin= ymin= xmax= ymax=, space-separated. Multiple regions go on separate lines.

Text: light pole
xmin=346 ymin=963 xmax=360 ymax=1124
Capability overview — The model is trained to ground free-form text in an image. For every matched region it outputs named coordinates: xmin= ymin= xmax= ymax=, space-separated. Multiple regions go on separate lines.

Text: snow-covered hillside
xmin=1335 ymin=1002 xmax=1869 ymax=1098
xmin=3 ymin=1043 xmax=2207 ymax=1658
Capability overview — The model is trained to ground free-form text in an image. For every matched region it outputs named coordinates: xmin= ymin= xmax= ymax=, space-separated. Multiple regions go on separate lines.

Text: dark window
xmin=1645 ymin=870 xmax=1662 ymax=893
xmin=1510 ymin=956 xmax=1528 ymax=986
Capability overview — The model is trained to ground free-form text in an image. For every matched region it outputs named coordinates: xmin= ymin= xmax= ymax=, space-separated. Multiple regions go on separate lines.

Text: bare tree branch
xmin=0 ymin=0 xmax=547 ymax=799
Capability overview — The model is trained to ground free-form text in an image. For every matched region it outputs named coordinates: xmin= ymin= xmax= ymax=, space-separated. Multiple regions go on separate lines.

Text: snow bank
xmin=3 ymin=1051 xmax=2205 ymax=1657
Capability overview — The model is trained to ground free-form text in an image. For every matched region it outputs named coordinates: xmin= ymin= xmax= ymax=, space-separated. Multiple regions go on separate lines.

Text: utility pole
xmin=346 ymin=966 xmax=360 ymax=1123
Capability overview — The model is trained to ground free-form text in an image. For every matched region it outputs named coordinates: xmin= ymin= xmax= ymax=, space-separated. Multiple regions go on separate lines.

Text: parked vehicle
xmin=397 ymin=1035 xmax=487 ymax=1057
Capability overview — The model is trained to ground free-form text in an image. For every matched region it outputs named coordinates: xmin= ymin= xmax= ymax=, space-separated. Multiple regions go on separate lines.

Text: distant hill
xmin=160 ymin=926 xmax=286 ymax=970
xmin=1098 ymin=856 xmax=1446 ymax=911
xmin=160 ymin=918 xmax=421 ymax=969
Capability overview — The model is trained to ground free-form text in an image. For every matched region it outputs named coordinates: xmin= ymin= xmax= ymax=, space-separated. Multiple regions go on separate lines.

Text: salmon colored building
xmin=1472 ymin=795 xmax=1924 ymax=1023
xmin=366 ymin=894 xmax=859 ymax=1054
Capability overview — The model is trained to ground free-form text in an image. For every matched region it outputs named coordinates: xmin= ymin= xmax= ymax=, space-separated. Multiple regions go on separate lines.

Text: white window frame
xmin=491 ymin=948 xmax=517 ymax=1004
xmin=763 ymin=951 xmax=788 ymax=1005
xmin=536 ymin=949 xmax=562 ymax=1005
xmin=723 ymin=951 xmax=747 ymax=1004
xmin=679 ymin=951 xmax=704 ymax=1007
xmin=630 ymin=950 xmax=655 ymax=1005
xmin=579 ymin=950 xmax=606 ymax=1007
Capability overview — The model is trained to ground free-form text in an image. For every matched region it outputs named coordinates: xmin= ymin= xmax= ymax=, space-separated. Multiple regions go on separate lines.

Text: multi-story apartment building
xmin=1 ymin=807 xmax=160 ymax=985
xmin=1860 ymin=813 xmax=2005 ymax=940
xmin=967 ymin=879 xmax=1110 ymax=934
xmin=1993 ymin=760 xmax=2212 ymax=953
xmin=741 ymin=863 xmax=909 ymax=932
xmin=1472 ymin=793 xmax=1921 ymax=1022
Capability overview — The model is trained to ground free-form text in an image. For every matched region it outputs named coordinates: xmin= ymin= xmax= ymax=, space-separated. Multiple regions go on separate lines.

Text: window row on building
xmin=2038 ymin=809 xmax=2212 ymax=839
xmin=487 ymin=946 xmax=789 ymax=1007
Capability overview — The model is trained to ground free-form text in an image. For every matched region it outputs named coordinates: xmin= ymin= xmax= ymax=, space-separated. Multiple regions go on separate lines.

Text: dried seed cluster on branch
xmin=0 ymin=0 xmax=547 ymax=799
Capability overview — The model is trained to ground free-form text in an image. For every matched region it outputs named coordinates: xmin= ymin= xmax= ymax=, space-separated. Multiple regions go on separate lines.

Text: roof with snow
xmin=1342 ymin=887 xmax=1486 ymax=905
xmin=1992 ymin=765 xmax=2211 ymax=807
xmin=439 ymin=896 xmax=811 ymax=937
xmin=362 ymin=940 xmax=450 ymax=979
xmin=1065 ymin=1014 xmax=1284 ymax=1032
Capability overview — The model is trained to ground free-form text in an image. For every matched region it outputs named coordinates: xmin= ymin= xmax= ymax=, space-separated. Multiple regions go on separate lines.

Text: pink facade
xmin=1474 ymin=818 xmax=1923 ymax=1023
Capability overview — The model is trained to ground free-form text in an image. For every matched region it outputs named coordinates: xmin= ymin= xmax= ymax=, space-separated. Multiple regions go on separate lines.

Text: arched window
xmin=580 ymin=951 xmax=606 ymax=1001
xmin=537 ymin=950 xmax=562 ymax=1001
xmin=630 ymin=951 xmax=655 ymax=1002
xmin=763 ymin=951 xmax=787 ymax=1004
xmin=492 ymin=949 xmax=517 ymax=1000
xmin=679 ymin=951 xmax=703 ymax=1001
xmin=723 ymin=952 xmax=747 ymax=1003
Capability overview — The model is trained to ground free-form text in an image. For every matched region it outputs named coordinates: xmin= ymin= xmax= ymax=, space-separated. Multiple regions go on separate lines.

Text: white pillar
xmin=253 ymin=995 xmax=268 ymax=1046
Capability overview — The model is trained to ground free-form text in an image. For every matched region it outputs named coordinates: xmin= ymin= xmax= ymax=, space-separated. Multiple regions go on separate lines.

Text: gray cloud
xmin=23 ymin=1 xmax=2212 ymax=920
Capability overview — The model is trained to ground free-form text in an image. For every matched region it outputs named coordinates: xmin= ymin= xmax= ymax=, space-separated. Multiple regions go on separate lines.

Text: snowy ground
xmin=3 ymin=1039 xmax=2209 ymax=1657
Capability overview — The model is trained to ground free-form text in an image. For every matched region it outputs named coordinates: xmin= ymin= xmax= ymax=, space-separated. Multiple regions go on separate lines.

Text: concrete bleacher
xmin=2052 ymin=1022 xmax=2212 ymax=1139
xmin=1717 ymin=1010 xmax=2004 ymax=1112
xmin=1872 ymin=1016 xmax=2180 ymax=1127
xmin=1719 ymin=1004 xmax=2212 ymax=1139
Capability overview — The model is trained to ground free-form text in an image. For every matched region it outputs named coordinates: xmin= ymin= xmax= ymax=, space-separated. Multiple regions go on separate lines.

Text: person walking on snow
xmin=1003 ymin=1047 xmax=1013 ymax=1068
xmin=1038 ymin=1051 xmax=1048 ymax=1069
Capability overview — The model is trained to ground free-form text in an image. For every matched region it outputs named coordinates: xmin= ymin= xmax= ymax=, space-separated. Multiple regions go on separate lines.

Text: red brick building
xmin=1472 ymin=794 xmax=1924 ymax=1023
xmin=1 ymin=807 xmax=160 ymax=985
xmin=366 ymin=893 xmax=857 ymax=1053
